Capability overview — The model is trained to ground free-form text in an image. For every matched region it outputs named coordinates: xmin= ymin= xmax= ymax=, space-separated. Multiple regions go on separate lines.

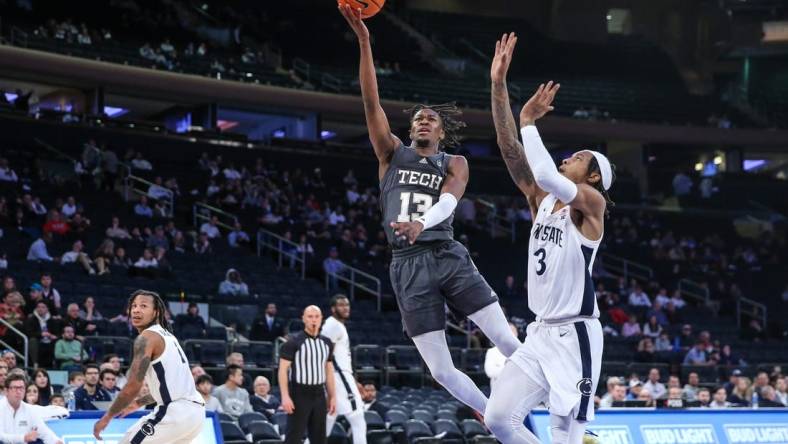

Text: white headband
xmin=584 ymin=150 xmax=612 ymax=191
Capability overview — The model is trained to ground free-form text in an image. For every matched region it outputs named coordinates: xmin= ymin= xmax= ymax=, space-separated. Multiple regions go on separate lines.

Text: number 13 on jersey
xmin=397 ymin=192 xmax=434 ymax=222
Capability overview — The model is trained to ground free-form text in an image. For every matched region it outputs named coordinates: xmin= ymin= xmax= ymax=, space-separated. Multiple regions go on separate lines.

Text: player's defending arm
xmin=490 ymin=33 xmax=544 ymax=214
xmin=93 ymin=331 xmax=162 ymax=440
xmin=339 ymin=4 xmax=400 ymax=177
xmin=519 ymin=82 xmax=606 ymax=217
xmin=390 ymin=155 xmax=467 ymax=244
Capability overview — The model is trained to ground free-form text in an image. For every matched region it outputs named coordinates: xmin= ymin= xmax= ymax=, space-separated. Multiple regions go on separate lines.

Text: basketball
xmin=338 ymin=0 xmax=385 ymax=19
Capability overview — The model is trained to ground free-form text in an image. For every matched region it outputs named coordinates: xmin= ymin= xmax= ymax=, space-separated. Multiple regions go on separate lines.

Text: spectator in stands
xmin=674 ymin=324 xmax=695 ymax=353
xmin=147 ymin=177 xmax=171 ymax=201
xmin=219 ymin=269 xmax=249 ymax=297
xmin=626 ymin=380 xmax=643 ymax=401
xmin=223 ymin=163 xmax=242 ymax=180
xmin=105 ymin=216 xmax=131 ymax=239
xmin=643 ymin=368 xmax=667 ymax=399
xmin=759 ymin=386 xmax=784 ymax=407
xmin=0 ymin=158 xmax=18 ymax=182
xmin=195 ymin=374 xmax=223 ymax=413
xmin=61 ymin=196 xmax=78 ymax=218
xmin=710 ymin=387 xmax=731 ymax=408
xmin=599 ymin=377 xmax=621 ymax=408
xmin=60 ymin=240 xmax=96 ymax=275
xmin=249 ymin=303 xmax=285 ymax=342
xmin=213 ymin=364 xmax=253 ymax=420
xmin=670 ymin=290 xmax=686 ymax=309
xmin=719 ymin=344 xmax=744 ymax=367
xmin=101 ymin=354 xmax=126 ymax=389
xmin=1 ymin=373 xmax=61 ymax=443
xmin=225 ymin=353 xmax=253 ymax=391
xmin=642 ymin=315 xmax=663 ymax=339
xmin=24 ymin=301 xmax=60 ymax=368
xmin=54 ymin=325 xmax=87 ymax=369
xmin=684 ymin=341 xmax=708 ymax=365
xmin=74 ymin=364 xmax=110 ymax=410
xmin=33 ymin=369 xmax=53 ymax=406
xmin=43 ymin=210 xmax=70 ymax=237
xmin=61 ymin=371 xmax=84 ymax=399
xmin=99 ymin=369 xmax=119 ymax=400
xmin=145 ymin=227 xmax=169 ymax=253
xmin=174 ymin=302 xmax=205 ymax=336
xmin=93 ymin=239 xmax=115 ymax=275
xmin=2 ymin=352 xmax=15 ymax=371
xmin=753 ymin=371 xmax=770 ymax=398
xmin=696 ymin=387 xmax=711 ymax=407
xmin=194 ymin=232 xmax=213 ymax=255
xmin=27 ymin=233 xmax=55 ymax=262
xmin=645 ymin=301 xmax=668 ymax=327
xmin=729 ymin=377 xmax=752 ymax=406
xmin=323 ymin=247 xmax=346 ymax=290
xmin=64 ymin=303 xmax=95 ymax=337
xmin=39 ymin=275 xmax=60 ymax=314
xmin=775 ymin=378 xmax=787 ymax=406
xmin=601 ymin=382 xmax=627 ymax=408
xmin=682 ymin=372 xmax=701 ymax=401
xmin=622 ymin=314 xmax=641 ymax=337
xmin=0 ymin=365 xmax=6 ymax=397
xmin=250 ymin=376 xmax=280 ymax=419
xmin=133 ymin=248 xmax=158 ymax=271
xmin=191 ymin=365 xmax=206 ymax=381
xmin=112 ymin=247 xmax=132 ymax=268
xmin=634 ymin=338 xmax=656 ymax=363
xmin=361 ymin=381 xmax=387 ymax=418
xmin=228 ymin=221 xmax=250 ymax=248
xmin=134 ymin=195 xmax=154 ymax=218
xmin=0 ymin=292 xmax=25 ymax=344
xmin=723 ymin=369 xmax=742 ymax=395
xmin=131 ymin=152 xmax=153 ymax=171
xmin=743 ymin=318 xmax=767 ymax=342
xmin=172 ymin=231 xmax=187 ymax=253
xmin=628 ymin=284 xmax=651 ymax=307
xmin=78 ymin=296 xmax=104 ymax=322
xmin=200 ymin=215 xmax=221 ymax=239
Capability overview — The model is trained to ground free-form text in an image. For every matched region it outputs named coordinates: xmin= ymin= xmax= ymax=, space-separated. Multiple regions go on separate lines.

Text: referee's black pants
xmin=286 ymin=383 xmax=327 ymax=444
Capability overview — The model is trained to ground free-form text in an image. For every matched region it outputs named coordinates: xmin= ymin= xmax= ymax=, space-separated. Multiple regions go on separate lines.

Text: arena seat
xmin=221 ymin=421 xmax=251 ymax=443
xmin=239 ymin=412 xmax=268 ymax=433
xmin=364 ymin=411 xmax=386 ymax=430
xmin=248 ymin=421 xmax=282 ymax=444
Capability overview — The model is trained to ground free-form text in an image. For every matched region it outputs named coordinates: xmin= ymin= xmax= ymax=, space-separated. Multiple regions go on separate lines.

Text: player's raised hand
xmin=390 ymin=221 xmax=425 ymax=246
xmin=491 ymin=32 xmax=517 ymax=84
xmin=520 ymin=81 xmax=561 ymax=126
xmin=339 ymin=3 xmax=370 ymax=42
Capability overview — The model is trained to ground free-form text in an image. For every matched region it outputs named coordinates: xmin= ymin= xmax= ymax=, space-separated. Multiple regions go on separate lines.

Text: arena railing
xmin=599 ymin=253 xmax=654 ymax=283
xmin=736 ymin=296 xmax=768 ymax=329
xmin=193 ymin=202 xmax=237 ymax=233
xmin=324 ymin=263 xmax=382 ymax=312
xmin=125 ymin=175 xmax=174 ymax=218
xmin=0 ymin=319 xmax=28 ymax=368
xmin=256 ymin=228 xmax=306 ymax=280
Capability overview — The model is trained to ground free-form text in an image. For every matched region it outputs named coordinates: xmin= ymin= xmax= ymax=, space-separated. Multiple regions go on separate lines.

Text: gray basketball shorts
xmin=389 ymin=240 xmax=499 ymax=337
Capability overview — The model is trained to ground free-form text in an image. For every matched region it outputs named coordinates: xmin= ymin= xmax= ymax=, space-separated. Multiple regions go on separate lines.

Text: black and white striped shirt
xmin=280 ymin=331 xmax=334 ymax=385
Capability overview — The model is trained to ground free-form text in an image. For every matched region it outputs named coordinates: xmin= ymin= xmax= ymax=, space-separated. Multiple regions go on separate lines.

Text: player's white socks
xmin=326 ymin=410 xmax=367 ymax=444
xmin=468 ymin=302 xmax=520 ymax=357
xmin=485 ymin=362 xmax=544 ymax=444
xmin=412 ymin=330 xmax=488 ymax=413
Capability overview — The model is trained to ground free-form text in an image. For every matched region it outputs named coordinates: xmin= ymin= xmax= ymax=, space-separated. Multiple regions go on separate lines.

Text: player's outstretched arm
xmin=93 ymin=331 xmax=161 ymax=440
xmin=490 ymin=32 xmax=544 ymax=212
xmin=339 ymin=4 xmax=400 ymax=175
xmin=519 ymin=82 xmax=606 ymax=219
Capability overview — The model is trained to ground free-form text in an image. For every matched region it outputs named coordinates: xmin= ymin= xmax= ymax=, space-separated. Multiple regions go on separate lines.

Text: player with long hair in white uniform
xmin=94 ymin=290 xmax=205 ymax=443
xmin=322 ymin=295 xmax=366 ymax=444
xmin=486 ymin=33 xmax=615 ymax=443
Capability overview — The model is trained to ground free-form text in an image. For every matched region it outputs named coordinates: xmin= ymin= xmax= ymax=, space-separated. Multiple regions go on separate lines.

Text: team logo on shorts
xmin=576 ymin=378 xmax=593 ymax=396
xmin=141 ymin=422 xmax=156 ymax=436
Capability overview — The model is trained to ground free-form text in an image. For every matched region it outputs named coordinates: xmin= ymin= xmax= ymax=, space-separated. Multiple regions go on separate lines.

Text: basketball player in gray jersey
xmin=340 ymin=4 xmax=520 ymax=417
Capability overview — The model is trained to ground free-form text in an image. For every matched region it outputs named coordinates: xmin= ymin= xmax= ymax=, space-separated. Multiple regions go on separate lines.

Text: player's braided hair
xmin=404 ymin=102 xmax=467 ymax=149
xmin=587 ymin=157 xmax=616 ymax=218
xmin=127 ymin=289 xmax=172 ymax=333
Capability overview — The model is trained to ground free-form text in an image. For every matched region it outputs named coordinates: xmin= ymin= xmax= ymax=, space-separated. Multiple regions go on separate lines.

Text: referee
xmin=279 ymin=305 xmax=336 ymax=444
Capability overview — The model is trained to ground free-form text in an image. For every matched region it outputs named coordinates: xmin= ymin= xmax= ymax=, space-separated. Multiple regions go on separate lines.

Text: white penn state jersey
xmin=322 ymin=317 xmax=352 ymax=374
xmin=527 ymin=194 xmax=601 ymax=320
xmin=143 ymin=324 xmax=203 ymax=406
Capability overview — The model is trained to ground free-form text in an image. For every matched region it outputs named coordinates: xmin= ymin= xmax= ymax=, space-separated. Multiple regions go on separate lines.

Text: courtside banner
xmin=44 ymin=410 xmax=222 ymax=444
xmin=529 ymin=409 xmax=788 ymax=444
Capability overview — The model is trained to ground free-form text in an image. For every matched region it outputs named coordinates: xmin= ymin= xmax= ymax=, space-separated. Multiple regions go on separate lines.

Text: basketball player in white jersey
xmin=486 ymin=33 xmax=614 ymax=443
xmin=94 ymin=290 xmax=205 ymax=443
xmin=322 ymin=295 xmax=366 ymax=444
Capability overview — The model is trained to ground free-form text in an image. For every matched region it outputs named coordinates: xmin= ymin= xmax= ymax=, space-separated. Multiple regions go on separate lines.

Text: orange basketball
xmin=338 ymin=0 xmax=385 ymax=19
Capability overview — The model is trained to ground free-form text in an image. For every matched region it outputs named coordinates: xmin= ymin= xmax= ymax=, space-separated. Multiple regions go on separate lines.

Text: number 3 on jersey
xmin=397 ymin=192 xmax=434 ymax=222
xmin=533 ymin=248 xmax=547 ymax=276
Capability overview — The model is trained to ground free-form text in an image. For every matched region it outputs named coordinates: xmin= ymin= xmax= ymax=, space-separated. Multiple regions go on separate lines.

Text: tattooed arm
xmin=490 ymin=33 xmax=546 ymax=216
xmin=94 ymin=331 xmax=163 ymax=440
